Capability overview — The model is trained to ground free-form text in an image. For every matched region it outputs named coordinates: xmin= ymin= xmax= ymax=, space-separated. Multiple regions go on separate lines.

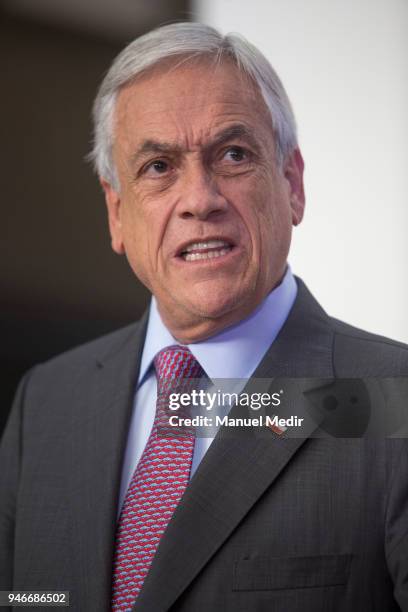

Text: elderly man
xmin=1 ymin=22 xmax=408 ymax=612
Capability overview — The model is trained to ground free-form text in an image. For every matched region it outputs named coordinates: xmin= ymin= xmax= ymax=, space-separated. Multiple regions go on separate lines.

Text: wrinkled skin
xmin=102 ymin=58 xmax=305 ymax=343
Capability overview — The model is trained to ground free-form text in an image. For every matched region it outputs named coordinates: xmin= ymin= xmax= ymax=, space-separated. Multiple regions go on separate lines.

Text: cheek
xmin=233 ymin=178 xmax=276 ymax=232
xmin=239 ymin=180 xmax=292 ymax=257
xmin=121 ymin=191 xmax=174 ymax=275
xmin=118 ymin=196 xmax=152 ymax=282
xmin=122 ymin=205 xmax=145 ymax=252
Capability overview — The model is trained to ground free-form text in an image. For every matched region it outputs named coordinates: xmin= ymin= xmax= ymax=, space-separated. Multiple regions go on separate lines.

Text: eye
xmin=143 ymin=159 xmax=171 ymax=176
xmin=222 ymin=146 xmax=248 ymax=162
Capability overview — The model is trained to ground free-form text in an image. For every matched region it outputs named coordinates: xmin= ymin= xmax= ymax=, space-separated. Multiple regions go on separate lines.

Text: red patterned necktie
xmin=111 ymin=345 xmax=204 ymax=611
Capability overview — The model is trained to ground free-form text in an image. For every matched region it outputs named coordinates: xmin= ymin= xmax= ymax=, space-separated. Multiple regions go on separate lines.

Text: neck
xmin=155 ymin=268 xmax=289 ymax=343
xmin=157 ymin=300 xmax=263 ymax=344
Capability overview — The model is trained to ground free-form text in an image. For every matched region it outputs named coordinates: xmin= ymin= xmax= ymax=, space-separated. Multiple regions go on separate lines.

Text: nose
xmin=177 ymin=163 xmax=228 ymax=221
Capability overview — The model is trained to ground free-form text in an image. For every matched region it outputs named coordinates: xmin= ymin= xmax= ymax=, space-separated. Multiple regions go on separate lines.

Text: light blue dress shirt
xmin=117 ymin=267 xmax=297 ymax=514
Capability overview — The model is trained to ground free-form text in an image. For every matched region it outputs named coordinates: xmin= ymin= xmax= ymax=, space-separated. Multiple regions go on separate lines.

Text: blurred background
xmin=0 ymin=0 xmax=189 ymax=435
xmin=1 ymin=0 xmax=407 ymax=436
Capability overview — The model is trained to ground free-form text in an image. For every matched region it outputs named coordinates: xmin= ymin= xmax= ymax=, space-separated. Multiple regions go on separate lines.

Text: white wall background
xmin=193 ymin=0 xmax=408 ymax=343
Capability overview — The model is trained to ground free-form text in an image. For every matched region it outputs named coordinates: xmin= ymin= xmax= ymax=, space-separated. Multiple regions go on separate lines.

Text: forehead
xmin=113 ymin=57 xmax=273 ymax=150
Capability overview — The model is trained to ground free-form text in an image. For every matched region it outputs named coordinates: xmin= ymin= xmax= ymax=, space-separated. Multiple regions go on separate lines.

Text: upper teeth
xmin=184 ymin=240 xmax=230 ymax=253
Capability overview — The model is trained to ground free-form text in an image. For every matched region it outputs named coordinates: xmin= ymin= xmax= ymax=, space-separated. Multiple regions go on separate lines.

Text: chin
xmin=184 ymin=289 xmax=247 ymax=322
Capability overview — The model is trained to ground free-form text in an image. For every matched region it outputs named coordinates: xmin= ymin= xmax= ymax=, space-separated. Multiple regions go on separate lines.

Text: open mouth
xmin=178 ymin=239 xmax=234 ymax=262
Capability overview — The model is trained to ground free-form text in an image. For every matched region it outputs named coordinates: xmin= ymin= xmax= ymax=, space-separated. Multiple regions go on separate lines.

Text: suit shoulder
xmin=331 ymin=316 xmax=408 ymax=349
xmin=35 ymin=319 xmax=144 ymax=372
xmin=330 ymin=317 xmax=408 ymax=376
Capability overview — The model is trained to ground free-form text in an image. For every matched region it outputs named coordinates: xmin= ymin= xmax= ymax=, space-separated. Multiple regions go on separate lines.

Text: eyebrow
xmin=208 ymin=124 xmax=260 ymax=152
xmin=129 ymin=123 xmax=261 ymax=166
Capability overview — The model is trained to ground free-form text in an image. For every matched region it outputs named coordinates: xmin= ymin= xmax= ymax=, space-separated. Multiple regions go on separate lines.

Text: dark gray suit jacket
xmin=1 ymin=278 xmax=408 ymax=611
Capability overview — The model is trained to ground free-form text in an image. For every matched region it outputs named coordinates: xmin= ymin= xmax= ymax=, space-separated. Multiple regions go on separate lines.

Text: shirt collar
xmin=138 ymin=265 xmax=297 ymax=384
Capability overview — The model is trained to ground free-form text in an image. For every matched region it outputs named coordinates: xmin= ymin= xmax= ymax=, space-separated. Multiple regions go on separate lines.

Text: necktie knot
xmin=154 ymin=345 xmax=204 ymax=393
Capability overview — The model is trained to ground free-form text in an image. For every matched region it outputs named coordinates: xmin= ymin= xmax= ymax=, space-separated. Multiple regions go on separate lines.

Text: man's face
xmin=103 ymin=58 xmax=305 ymax=342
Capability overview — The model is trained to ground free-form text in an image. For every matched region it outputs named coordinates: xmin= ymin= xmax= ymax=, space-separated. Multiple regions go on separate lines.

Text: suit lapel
xmin=134 ymin=278 xmax=335 ymax=611
xmin=69 ymin=315 xmax=148 ymax=611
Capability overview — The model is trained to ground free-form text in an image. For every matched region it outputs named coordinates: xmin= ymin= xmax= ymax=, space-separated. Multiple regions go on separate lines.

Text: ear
xmin=283 ymin=148 xmax=305 ymax=226
xmin=100 ymin=178 xmax=125 ymax=254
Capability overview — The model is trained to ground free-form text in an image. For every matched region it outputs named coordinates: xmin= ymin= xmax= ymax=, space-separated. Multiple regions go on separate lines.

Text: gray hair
xmin=89 ymin=22 xmax=298 ymax=190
